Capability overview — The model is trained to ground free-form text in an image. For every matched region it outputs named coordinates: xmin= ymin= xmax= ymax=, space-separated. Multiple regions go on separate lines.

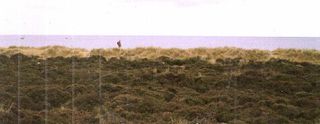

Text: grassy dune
xmin=1 ymin=46 xmax=320 ymax=64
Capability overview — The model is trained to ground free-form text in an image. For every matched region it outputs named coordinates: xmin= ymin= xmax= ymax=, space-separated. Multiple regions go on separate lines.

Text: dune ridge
xmin=1 ymin=46 xmax=320 ymax=64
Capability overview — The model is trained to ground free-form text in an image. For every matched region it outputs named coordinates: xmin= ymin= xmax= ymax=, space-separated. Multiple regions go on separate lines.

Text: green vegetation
xmin=0 ymin=47 xmax=320 ymax=123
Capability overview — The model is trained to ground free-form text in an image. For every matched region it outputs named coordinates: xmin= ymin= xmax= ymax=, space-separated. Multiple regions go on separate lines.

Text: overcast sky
xmin=0 ymin=35 xmax=319 ymax=50
xmin=0 ymin=0 xmax=319 ymax=36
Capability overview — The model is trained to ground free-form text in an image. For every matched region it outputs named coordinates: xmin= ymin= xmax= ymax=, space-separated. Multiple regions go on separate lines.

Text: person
xmin=117 ymin=40 xmax=122 ymax=48
xmin=117 ymin=40 xmax=122 ymax=59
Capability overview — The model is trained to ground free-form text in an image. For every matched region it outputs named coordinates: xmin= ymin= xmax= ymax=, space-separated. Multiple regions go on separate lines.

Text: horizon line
xmin=1 ymin=45 xmax=319 ymax=51
xmin=1 ymin=35 xmax=320 ymax=38
xmin=1 ymin=35 xmax=319 ymax=50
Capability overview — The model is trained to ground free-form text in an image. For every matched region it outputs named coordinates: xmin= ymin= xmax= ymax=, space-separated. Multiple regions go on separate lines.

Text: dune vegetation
xmin=0 ymin=46 xmax=320 ymax=123
xmin=0 ymin=46 xmax=320 ymax=64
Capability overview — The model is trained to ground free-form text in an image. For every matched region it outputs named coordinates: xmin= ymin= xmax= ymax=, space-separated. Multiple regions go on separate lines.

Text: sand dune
xmin=1 ymin=46 xmax=319 ymax=64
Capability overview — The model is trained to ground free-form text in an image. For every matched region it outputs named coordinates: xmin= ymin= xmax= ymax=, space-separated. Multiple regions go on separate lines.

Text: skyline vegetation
xmin=1 ymin=46 xmax=319 ymax=64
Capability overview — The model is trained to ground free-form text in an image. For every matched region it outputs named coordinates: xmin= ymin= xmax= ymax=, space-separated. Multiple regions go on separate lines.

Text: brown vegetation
xmin=0 ymin=52 xmax=319 ymax=123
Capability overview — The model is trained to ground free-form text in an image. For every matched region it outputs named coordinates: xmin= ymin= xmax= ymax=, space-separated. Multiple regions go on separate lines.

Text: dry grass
xmin=0 ymin=46 xmax=89 ymax=58
xmin=170 ymin=118 xmax=189 ymax=124
xmin=1 ymin=46 xmax=320 ymax=64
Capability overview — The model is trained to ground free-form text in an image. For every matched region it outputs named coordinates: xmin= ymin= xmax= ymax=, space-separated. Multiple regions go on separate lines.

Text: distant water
xmin=0 ymin=35 xmax=319 ymax=50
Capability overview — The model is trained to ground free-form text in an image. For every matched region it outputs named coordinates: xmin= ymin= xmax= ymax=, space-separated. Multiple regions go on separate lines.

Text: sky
xmin=0 ymin=0 xmax=320 ymax=36
xmin=1 ymin=0 xmax=319 ymax=49
xmin=0 ymin=35 xmax=319 ymax=50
